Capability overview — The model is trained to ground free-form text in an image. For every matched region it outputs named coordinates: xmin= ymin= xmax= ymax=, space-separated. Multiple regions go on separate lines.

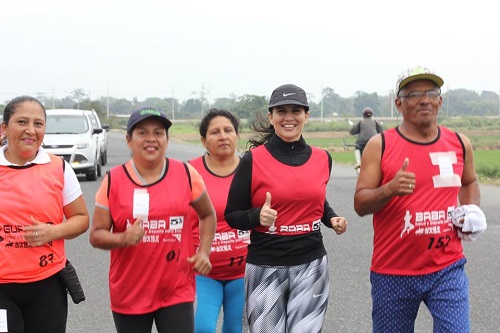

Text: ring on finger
xmin=35 ymin=231 xmax=38 ymax=237
xmin=408 ymin=183 xmax=412 ymax=189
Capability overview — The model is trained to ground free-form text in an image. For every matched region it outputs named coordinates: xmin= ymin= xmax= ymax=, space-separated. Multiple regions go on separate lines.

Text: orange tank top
xmin=0 ymin=155 xmax=66 ymax=283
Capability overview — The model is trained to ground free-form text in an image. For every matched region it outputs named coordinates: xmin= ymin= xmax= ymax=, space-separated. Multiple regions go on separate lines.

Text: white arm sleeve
xmin=63 ymin=161 xmax=83 ymax=206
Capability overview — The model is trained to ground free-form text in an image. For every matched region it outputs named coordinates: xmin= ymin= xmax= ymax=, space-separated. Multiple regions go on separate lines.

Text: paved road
xmin=66 ymin=131 xmax=500 ymax=332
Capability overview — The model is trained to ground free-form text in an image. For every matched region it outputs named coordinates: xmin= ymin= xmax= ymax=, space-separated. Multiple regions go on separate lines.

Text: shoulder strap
xmin=182 ymin=162 xmax=192 ymax=191
xmin=106 ymin=171 xmax=112 ymax=199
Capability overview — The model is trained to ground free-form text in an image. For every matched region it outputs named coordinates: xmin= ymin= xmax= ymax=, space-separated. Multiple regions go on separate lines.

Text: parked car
xmin=43 ymin=109 xmax=103 ymax=181
xmin=84 ymin=110 xmax=109 ymax=165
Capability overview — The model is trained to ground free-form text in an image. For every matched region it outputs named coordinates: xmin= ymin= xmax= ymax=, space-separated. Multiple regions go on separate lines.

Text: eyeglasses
xmin=398 ymin=90 xmax=441 ymax=101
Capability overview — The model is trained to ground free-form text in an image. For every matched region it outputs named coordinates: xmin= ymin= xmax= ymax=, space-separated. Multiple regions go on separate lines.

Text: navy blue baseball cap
xmin=127 ymin=108 xmax=172 ymax=133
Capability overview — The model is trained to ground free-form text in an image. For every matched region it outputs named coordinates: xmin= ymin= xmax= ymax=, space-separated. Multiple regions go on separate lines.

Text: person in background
xmin=349 ymin=107 xmax=384 ymax=170
xmin=354 ymin=66 xmax=487 ymax=333
xmin=0 ymin=96 xmax=89 ymax=333
xmin=89 ymin=107 xmax=216 ymax=333
xmin=189 ymin=109 xmax=249 ymax=333
xmin=224 ymin=84 xmax=348 ymax=333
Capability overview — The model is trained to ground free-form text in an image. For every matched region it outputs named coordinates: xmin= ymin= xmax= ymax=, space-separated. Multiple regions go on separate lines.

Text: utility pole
xmin=106 ymin=80 xmax=110 ymax=118
xmin=389 ymin=90 xmax=394 ymax=118
xmin=171 ymin=86 xmax=175 ymax=120
xmin=199 ymin=83 xmax=211 ymax=116
xmin=446 ymin=84 xmax=450 ymax=117
xmin=200 ymin=83 xmax=205 ymax=116
xmin=320 ymin=82 xmax=324 ymax=121
xmin=208 ymin=82 xmax=212 ymax=110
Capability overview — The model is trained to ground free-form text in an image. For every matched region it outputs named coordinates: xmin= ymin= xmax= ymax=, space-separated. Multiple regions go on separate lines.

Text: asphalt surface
xmin=65 ymin=131 xmax=500 ymax=332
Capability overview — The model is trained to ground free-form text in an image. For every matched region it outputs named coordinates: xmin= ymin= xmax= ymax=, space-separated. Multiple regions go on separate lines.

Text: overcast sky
xmin=1 ymin=0 xmax=499 ymax=104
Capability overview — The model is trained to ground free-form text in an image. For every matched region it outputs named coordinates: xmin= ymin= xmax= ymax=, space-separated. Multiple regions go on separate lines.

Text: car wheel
xmin=97 ymin=160 xmax=102 ymax=177
xmin=101 ymin=148 xmax=107 ymax=166
xmin=86 ymin=160 xmax=98 ymax=181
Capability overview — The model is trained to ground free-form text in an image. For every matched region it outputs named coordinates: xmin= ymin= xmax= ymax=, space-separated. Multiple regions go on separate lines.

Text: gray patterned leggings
xmin=245 ymin=255 xmax=329 ymax=333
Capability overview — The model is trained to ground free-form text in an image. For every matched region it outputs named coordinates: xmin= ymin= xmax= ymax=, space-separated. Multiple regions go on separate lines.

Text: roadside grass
xmin=474 ymin=150 xmax=500 ymax=184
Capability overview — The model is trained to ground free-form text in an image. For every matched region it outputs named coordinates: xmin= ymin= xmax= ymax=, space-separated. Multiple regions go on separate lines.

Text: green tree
xmin=353 ymin=91 xmax=381 ymax=116
xmin=212 ymin=97 xmax=237 ymax=112
xmin=232 ymin=95 xmax=267 ymax=120
xmin=90 ymin=100 xmax=106 ymax=116
xmin=318 ymin=87 xmax=341 ymax=119
xmin=182 ymin=98 xmax=203 ymax=118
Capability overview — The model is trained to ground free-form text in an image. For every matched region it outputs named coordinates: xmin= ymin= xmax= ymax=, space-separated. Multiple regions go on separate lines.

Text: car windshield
xmin=46 ymin=115 xmax=89 ymax=134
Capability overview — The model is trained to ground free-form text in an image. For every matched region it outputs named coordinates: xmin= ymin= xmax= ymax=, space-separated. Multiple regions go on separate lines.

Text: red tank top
xmin=189 ymin=157 xmax=249 ymax=280
xmin=372 ymin=127 xmax=464 ymax=275
xmin=0 ymin=155 xmax=66 ymax=283
xmin=107 ymin=159 xmax=196 ymax=314
xmin=250 ymin=146 xmax=329 ymax=236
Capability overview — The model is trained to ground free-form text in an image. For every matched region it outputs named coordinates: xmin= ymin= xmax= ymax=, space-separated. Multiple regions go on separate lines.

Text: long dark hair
xmin=247 ymin=110 xmax=274 ymax=149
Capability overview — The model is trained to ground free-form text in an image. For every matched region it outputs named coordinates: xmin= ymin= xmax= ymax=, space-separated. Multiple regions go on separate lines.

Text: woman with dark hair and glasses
xmin=225 ymin=84 xmax=348 ymax=333
xmin=189 ymin=108 xmax=249 ymax=333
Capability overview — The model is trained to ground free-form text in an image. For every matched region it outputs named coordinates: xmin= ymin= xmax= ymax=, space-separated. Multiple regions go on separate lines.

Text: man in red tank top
xmin=354 ymin=66 xmax=486 ymax=333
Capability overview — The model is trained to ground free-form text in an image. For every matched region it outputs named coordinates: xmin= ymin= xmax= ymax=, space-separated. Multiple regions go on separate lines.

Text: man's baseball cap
xmin=127 ymin=107 xmax=172 ymax=133
xmin=396 ymin=66 xmax=444 ymax=93
xmin=268 ymin=84 xmax=309 ymax=111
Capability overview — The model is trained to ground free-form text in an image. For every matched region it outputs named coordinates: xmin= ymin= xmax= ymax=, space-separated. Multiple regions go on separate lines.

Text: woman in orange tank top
xmin=0 ymin=96 xmax=89 ymax=333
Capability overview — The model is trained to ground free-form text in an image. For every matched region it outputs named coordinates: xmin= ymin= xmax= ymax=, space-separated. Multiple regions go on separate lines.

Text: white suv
xmin=43 ymin=109 xmax=103 ymax=181
xmin=84 ymin=110 xmax=109 ymax=165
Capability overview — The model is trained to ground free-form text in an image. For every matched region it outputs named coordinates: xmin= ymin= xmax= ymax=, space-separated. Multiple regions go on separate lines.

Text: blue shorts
xmin=371 ymin=258 xmax=469 ymax=333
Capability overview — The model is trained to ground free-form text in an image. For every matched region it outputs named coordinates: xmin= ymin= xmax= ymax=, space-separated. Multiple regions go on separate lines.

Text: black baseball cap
xmin=127 ymin=108 xmax=172 ymax=133
xmin=268 ymin=84 xmax=309 ymax=111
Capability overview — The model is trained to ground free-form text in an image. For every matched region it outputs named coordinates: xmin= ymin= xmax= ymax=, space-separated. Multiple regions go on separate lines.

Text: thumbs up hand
xmin=260 ymin=192 xmax=277 ymax=227
xmin=388 ymin=158 xmax=416 ymax=196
